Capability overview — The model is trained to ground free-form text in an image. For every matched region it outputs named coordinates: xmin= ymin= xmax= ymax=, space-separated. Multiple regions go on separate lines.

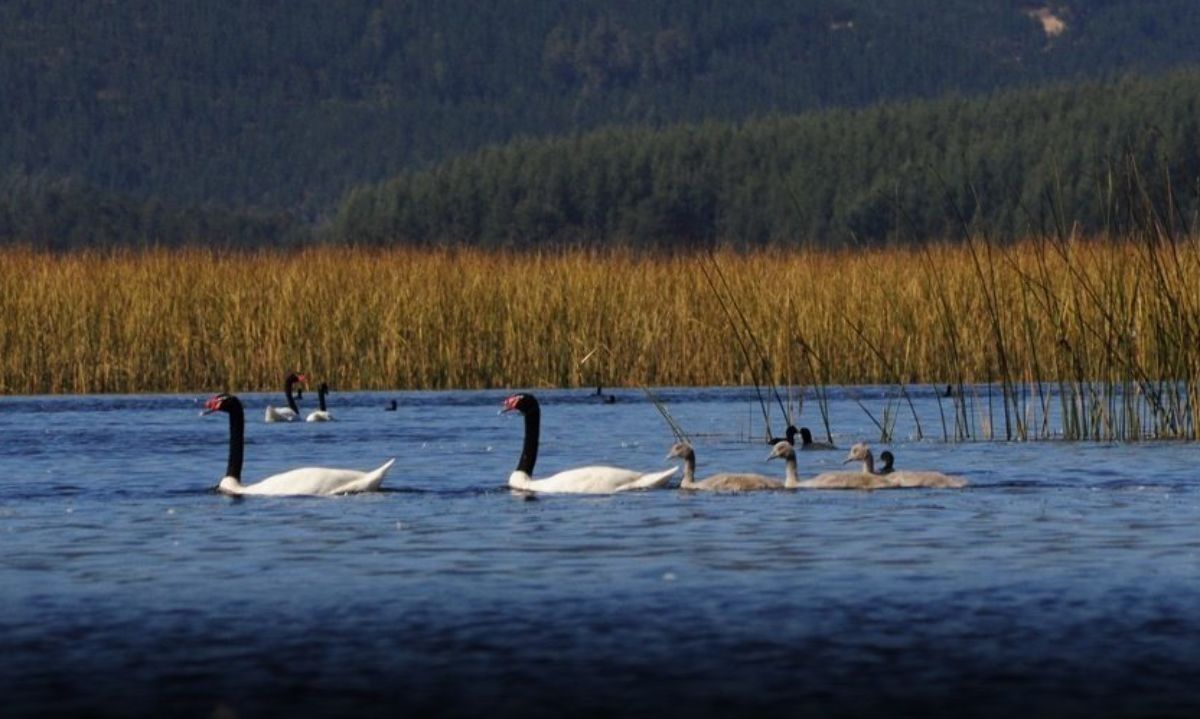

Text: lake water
xmin=1 ymin=387 xmax=1197 ymax=719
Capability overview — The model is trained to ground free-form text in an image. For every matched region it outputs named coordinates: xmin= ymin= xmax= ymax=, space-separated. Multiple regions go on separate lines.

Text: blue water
xmin=1 ymin=387 xmax=1198 ymax=719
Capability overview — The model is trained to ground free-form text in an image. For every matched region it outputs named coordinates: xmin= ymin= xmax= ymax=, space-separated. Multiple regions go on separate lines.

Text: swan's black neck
xmin=517 ymin=402 xmax=540 ymax=475
xmin=285 ymin=376 xmax=300 ymax=413
xmin=317 ymin=384 xmax=328 ymax=412
xmin=224 ymin=397 xmax=245 ymax=480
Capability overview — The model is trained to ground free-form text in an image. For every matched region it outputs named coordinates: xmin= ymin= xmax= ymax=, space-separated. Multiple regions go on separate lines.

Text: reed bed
xmin=2 ymin=235 xmax=1198 ymax=439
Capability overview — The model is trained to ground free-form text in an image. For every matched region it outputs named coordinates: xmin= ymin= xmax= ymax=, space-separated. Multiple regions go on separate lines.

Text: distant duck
xmin=264 ymin=372 xmax=306 ymax=422
xmin=798 ymin=427 xmax=836 ymax=450
xmin=667 ymin=441 xmax=790 ymax=491
xmin=385 ymin=399 xmax=398 ymax=411
xmin=766 ymin=425 xmax=799 ymax=446
xmin=204 ymin=393 xmax=393 ymax=496
xmin=502 ymin=392 xmax=676 ymax=494
xmin=594 ymin=385 xmax=616 ymax=404
xmin=877 ymin=450 xmax=895 ymax=475
xmin=305 ymin=382 xmax=333 ymax=422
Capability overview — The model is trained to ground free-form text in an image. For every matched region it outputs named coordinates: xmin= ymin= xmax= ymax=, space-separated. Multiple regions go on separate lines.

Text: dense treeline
xmin=4 ymin=0 xmax=1200 ymax=227
xmin=0 ymin=172 xmax=301 ymax=250
xmin=330 ymin=70 xmax=1200 ymax=247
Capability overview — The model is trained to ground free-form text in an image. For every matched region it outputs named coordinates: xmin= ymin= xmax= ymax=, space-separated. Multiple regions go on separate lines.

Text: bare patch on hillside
xmin=1025 ymin=6 xmax=1067 ymax=37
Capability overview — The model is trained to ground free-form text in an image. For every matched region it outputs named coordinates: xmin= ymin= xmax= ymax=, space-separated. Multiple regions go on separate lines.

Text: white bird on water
xmin=501 ymin=393 xmax=677 ymax=494
xmin=205 ymin=393 xmax=393 ymax=496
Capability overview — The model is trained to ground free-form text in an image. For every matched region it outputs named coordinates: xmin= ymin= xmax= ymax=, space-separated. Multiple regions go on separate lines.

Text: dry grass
xmin=2 ymin=237 xmax=1198 ymax=438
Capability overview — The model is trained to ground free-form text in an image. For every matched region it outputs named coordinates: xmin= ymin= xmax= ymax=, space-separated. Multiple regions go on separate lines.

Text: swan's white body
xmin=218 ymin=459 xmax=395 ymax=497
xmin=265 ymin=405 xmax=298 ymax=422
xmin=507 ymin=466 xmax=677 ymax=494
xmin=265 ymin=372 xmax=306 ymax=423
xmin=503 ymin=392 xmax=677 ymax=494
xmin=305 ymin=383 xmax=333 ymax=422
xmin=205 ymin=393 xmax=392 ymax=497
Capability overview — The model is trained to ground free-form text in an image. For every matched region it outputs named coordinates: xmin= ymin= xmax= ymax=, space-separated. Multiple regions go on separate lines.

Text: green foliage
xmin=329 ymin=70 xmax=1200 ymax=248
xmin=0 ymin=171 xmax=301 ymax=250
xmin=4 ymin=0 xmax=1200 ymax=225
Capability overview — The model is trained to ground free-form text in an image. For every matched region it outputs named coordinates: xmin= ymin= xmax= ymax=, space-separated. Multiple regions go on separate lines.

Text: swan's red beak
xmin=202 ymin=395 xmax=224 ymax=415
xmin=500 ymin=395 xmax=521 ymax=414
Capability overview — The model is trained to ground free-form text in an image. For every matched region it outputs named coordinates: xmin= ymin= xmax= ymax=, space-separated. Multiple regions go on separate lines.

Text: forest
xmin=3 ymin=1 xmax=1200 ymax=247
xmin=329 ymin=70 xmax=1200 ymax=248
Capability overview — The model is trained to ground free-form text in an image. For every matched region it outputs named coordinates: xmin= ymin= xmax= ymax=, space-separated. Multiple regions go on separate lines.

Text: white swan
xmin=265 ymin=372 xmax=306 ymax=422
xmin=305 ymin=382 xmax=333 ymax=422
xmin=501 ymin=393 xmax=677 ymax=494
xmin=668 ymin=441 xmax=790 ymax=491
xmin=205 ymin=393 xmax=393 ymax=496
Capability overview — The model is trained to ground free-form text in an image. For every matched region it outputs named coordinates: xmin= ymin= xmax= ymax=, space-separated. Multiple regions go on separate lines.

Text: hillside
xmin=331 ymin=69 xmax=1200 ymax=248
xmin=3 ymin=0 xmax=1200 ymax=233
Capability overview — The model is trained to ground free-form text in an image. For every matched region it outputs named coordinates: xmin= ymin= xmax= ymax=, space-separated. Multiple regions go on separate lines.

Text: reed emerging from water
xmin=1 ymin=232 xmax=1198 ymax=439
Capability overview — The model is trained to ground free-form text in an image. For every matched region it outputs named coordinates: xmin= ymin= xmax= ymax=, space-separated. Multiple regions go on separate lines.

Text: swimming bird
xmin=594 ymin=385 xmax=616 ymax=404
xmin=385 ymin=399 xmax=398 ymax=411
xmin=879 ymin=447 xmax=968 ymax=488
xmin=667 ymin=442 xmax=790 ymax=491
xmin=264 ymin=372 xmax=306 ymax=422
xmin=204 ymin=393 xmax=393 ymax=496
xmin=305 ymin=382 xmax=333 ymax=422
xmin=841 ymin=442 xmax=967 ymax=489
xmin=501 ymin=393 xmax=677 ymax=494
xmin=765 ymin=441 xmax=802 ymax=488
xmin=772 ymin=441 xmax=894 ymax=490
xmin=798 ymin=427 xmax=836 ymax=450
xmin=766 ymin=425 xmax=799 ymax=446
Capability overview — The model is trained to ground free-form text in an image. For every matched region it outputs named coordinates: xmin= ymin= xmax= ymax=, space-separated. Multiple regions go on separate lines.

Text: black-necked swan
xmin=798 ymin=426 xmax=836 ymax=450
xmin=501 ymin=393 xmax=677 ymax=494
xmin=205 ymin=393 xmax=393 ymax=496
xmin=265 ymin=372 xmax=306 ymax=422
xmin=766 ymin=425 xmax=799 ymax=446
xmin=305 ymin=382 xmax=333 ymax=422
xmin=668 ymin=441 xmax=790 ymax=491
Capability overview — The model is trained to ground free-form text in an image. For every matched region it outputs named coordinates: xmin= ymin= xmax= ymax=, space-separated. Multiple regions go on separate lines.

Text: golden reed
xmin=1 ymin=239 xmax=1197 ymax=406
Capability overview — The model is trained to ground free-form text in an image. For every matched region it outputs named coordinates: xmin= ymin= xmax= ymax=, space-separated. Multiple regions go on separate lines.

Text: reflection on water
xmin=0 ymin=387 xmax=1198 ymax=718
